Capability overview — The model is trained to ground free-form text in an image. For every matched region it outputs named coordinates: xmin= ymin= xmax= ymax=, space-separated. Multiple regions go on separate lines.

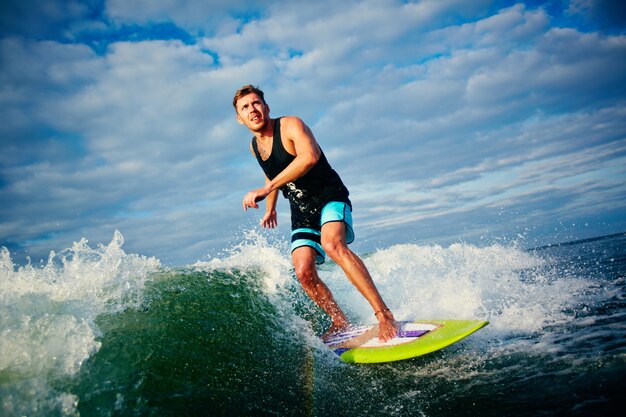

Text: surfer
xmin=234 ymin=85 xmax=398 ymax=342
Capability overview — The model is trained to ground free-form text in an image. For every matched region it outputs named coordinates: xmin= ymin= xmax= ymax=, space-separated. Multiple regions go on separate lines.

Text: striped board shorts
xmin=290 ymin=201 xmax=355 ymax=264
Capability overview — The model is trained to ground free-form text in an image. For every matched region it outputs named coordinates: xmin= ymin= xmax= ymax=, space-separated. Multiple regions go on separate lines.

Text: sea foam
xmin=328 ymin=242 xmax=594 ymax=334
xmin=0 ymin=231 xmax=160 ymax=416
xmin=195 ymin=234 xmax=596 ymax=337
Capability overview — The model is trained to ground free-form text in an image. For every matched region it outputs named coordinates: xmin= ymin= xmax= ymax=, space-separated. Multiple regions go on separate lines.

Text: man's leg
xmin=291 ymin=246 xmax=350 ymax=337
xmin=321 ymin=221 xmax=398 ymax=342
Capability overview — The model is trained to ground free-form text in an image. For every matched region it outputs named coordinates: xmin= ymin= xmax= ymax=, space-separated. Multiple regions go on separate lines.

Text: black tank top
xmin=251 ymin=117 xmax=351 ymax=225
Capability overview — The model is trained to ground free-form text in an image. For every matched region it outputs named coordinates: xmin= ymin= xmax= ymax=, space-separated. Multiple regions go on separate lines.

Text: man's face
xmin=236 ymin=93 xmax=269 ymax=132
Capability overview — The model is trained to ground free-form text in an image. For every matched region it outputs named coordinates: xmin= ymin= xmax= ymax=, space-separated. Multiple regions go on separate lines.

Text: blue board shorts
xmin=290 ymin=201 xmax=355 ymax=264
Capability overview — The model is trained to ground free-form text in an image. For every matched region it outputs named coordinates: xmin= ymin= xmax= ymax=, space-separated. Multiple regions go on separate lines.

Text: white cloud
xmin=1 ymin=0 xmax=625 ymax=265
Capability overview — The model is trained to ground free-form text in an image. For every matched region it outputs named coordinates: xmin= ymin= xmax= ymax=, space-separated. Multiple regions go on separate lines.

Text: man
xmin=234 ymin=85 xmax=398 ymax=342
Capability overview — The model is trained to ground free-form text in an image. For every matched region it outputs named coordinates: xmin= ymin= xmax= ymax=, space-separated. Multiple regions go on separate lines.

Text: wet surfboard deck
xmin=323 ymin=319 xmax=488 ymax=364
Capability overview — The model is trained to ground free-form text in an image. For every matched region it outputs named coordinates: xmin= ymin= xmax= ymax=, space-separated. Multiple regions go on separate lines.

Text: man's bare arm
xmin=243 ymin=117 xmax=321 ymax=209
xmin=265 ymin=116 xmax=321 ymax=192
xmin=261 ymin=176 xmax=279 ymax=228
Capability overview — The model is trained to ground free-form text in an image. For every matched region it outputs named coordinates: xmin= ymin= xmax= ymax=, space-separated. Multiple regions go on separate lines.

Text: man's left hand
xmin=243 ymin=186 xmax=270 ymax=211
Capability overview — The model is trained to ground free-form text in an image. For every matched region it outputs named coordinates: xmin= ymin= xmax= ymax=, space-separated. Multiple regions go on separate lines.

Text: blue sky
xmin=1 ymin=0 xmax=625 ymax=266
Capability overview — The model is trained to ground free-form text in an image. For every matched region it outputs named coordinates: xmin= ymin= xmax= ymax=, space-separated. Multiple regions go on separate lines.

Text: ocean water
xmin=1 ymin=230 xmax=624 ymax=416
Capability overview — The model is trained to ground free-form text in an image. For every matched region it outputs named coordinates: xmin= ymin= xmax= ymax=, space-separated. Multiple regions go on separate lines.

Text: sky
xmin=1 ymin=0 xmax=625 ymax=266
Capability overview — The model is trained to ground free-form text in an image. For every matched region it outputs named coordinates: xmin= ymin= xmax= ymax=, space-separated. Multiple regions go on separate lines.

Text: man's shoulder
xmin=279 ymin=115 xmax=304 ymax=128
xmin=279 ymin=116 xmax=310 ymax=138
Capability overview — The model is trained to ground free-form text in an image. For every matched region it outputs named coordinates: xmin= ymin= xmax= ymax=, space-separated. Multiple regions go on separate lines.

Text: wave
xmin=1 ymin=230 xmax=622 ymax=416
xmin=0 ymin=231 xmax=160 ymax=416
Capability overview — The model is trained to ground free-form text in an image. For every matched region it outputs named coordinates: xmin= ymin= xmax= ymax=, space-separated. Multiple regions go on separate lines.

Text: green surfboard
xmin=324 ymin=319 xmax=488 ymax=364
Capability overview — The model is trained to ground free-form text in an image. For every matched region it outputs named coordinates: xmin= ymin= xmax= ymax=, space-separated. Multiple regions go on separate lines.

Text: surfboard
xmin=323 ymin=319 xmax=488 ymax=364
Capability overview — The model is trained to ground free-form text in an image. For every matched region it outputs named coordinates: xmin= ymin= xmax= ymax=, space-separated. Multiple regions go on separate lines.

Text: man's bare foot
xmin=376 ymin=309 xmax=399 ymax=342
xmin=321 ymin=321 xmax=351 ymax=342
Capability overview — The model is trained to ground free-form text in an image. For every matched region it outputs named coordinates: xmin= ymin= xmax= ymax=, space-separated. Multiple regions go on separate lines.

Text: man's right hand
xmin=261 ymin=210 xmax=278 ymax=229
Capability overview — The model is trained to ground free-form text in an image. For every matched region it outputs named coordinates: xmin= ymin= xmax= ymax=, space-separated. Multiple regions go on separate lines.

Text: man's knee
xmin=321 ymin=237 xmax=349 ymax=261
xmin=294 ymin=260 xmax=318 ymax=288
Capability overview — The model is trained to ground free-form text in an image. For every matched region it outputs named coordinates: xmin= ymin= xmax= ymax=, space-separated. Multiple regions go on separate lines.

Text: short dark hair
xmin=233 ymin=84 xmax=265 ymax=109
